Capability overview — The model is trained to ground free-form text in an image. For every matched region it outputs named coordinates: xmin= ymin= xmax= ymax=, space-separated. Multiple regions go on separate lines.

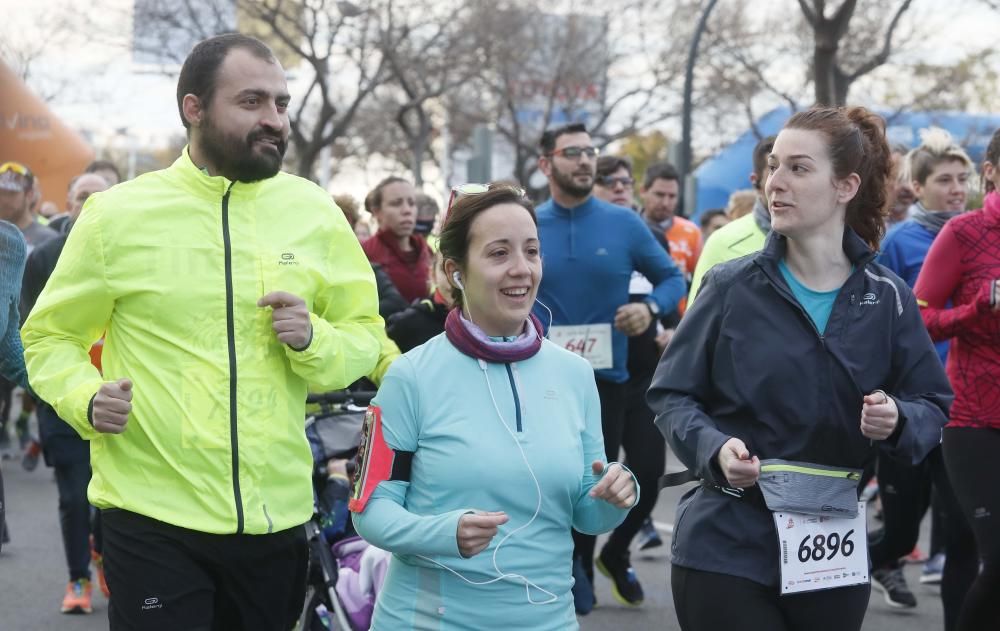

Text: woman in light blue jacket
xmin=351 ymin=185 xmax=638 ymax=630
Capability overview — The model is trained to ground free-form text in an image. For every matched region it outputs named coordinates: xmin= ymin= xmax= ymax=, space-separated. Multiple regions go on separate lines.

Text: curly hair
xmin=785 ymin=106 xmax=892 ymax=250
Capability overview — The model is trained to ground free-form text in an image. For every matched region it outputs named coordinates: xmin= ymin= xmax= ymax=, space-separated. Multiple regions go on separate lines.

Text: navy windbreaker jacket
xmin=646 ymin=227 xmax=952 ymax=586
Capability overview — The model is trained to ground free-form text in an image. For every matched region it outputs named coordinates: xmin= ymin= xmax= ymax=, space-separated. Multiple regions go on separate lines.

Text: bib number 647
xmin=797 ymin=529 xmax=855 ymax=563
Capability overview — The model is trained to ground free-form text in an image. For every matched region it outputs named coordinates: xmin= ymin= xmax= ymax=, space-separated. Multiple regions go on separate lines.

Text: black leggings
xmin=573 ymin=378 xmax=628 ymax=576
xmin=672 ymin=565 xmax=870 ymax=631
xmin=868 ymin=447 xmax=933 ymax=568
xmin=943 ymin=426 xmax=1000 ymax=631
xmin=921 ymin=445 xmax=978 ymax=631
xmin=603 ymin=373 xmax=665 ymax=557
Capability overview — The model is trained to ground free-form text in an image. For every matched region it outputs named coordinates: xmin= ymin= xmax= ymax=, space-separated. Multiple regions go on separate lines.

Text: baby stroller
xmin=299 ymin=390 xmax=388 ymax=631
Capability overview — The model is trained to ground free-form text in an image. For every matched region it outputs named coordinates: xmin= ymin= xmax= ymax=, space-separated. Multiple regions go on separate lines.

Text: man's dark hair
xmin=539 ymin=122 xmax=588 ymax=155
xmin=176 ymin=33 xmax=276 ymax=131
xmin=596 ymin=155 xmax=633 ymax=179
xmin=752 ymin=135 xmax=777 ymax=190
xmin=699 ymin=208 xmax=727 ymax=231
xmin=643 ymin=161 xmax=679 ymax=189
xmin=84 ymin=160 xmax=121 ymax=183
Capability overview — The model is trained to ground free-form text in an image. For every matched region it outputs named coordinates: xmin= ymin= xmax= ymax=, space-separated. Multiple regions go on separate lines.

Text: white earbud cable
xmin=416 ymin=287 xmax=558 ymax=605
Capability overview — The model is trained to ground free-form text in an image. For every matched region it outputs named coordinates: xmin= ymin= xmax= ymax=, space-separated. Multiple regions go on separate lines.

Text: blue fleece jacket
xmin=877 ymin=220 xmax=948 ymax=364
xmin=533 ymin=196 xmax=685 ymax=383
xmin=352 ymin=334 xmax=635 ymax=630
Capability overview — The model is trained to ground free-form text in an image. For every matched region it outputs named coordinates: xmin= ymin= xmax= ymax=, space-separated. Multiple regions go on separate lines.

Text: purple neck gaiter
xmin=444 ymin=308 xmax=543 ymax=363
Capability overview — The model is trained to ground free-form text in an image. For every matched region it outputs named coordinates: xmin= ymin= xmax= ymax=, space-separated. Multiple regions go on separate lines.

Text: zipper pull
xmin=850 ymin=293 xmax=855 ymax=305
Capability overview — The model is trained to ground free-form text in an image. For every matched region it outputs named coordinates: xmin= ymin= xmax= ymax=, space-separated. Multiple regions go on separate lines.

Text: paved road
xmin=0 ymin=443 xmax=947 ymax=631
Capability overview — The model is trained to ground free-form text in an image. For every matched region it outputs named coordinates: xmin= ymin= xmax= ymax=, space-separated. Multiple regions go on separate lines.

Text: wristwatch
xmin=643 ymin=298 xmax=660 ymax=318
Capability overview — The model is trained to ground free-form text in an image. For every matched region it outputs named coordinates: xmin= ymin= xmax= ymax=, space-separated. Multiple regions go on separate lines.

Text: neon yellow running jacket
xmin=22 ymin=149 xmax=382 ymax=534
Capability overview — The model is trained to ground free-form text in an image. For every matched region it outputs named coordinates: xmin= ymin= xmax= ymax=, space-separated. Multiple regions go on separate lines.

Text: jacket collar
xmin=758 ymin=225 xmax=876 ymax=268
xmin=547 ymin=194 xmax=596 ymax=217
xmin=170 ymin=146 xmax=269 ymax=200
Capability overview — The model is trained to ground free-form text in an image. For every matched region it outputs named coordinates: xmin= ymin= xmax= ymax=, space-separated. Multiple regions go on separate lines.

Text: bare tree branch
xmin=846 ymin=0 xmax=914 ymax=81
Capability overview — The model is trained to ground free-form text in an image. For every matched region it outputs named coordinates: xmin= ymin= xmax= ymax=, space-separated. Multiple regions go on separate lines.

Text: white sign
xmin=548 ymin=324 xmax=613 ymax=370
xmin=773 ymin=502 xmax=869 ymax=595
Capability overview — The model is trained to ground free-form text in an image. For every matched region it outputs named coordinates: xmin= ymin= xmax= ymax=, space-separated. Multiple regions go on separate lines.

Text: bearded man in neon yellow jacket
xmin=22 ymin=34 xmax=382 ymax=630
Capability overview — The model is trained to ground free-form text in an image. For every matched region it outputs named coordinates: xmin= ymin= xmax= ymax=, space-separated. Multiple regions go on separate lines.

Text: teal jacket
xmin=0 ymin=221 xmax=27 ymax=388
xmin=353 ymin=334 xmax=637 ymax=630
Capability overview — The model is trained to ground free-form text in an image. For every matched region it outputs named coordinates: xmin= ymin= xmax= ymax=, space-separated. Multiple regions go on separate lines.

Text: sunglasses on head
xmin=546 ymin=146 xmax=600 ymax=160
xmin=445 ymin=183 xmax=528 ymax=219
xmin=0 ymin=161 xmax=33 ymax=181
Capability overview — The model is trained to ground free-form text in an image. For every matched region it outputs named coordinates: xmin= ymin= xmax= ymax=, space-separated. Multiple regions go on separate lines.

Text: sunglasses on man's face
xmin=547 ymin=146 xmax=599 ymax=160
xmin=595 ymin=175 xmax=634 ymax=188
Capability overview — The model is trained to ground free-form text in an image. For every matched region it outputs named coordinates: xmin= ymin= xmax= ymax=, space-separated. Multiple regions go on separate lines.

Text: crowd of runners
xmin=1 ymin=32 xmax=999 ymax=631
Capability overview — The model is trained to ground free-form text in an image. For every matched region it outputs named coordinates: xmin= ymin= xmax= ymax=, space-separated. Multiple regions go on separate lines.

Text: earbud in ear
xmin=452 ymin=271 xmax=465 ymax=290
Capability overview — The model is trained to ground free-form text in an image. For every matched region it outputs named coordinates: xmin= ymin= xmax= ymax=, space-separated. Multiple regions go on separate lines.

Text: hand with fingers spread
xmin=861 ymin=390 xmax=899 ymax=440
xmin=258 ymin=291 xmax=312 ymax=350
xmin=717 ymin=437 xmax=760 ymax=488
xmin=92 ymin=378 xmax=133 ymax=434
xmin=456 ymin=511 xmax=509 ymax=558
xmin=614 ymin=303 xmax=652 ymax=337
xmin=588 ymin=461 xmax=637 ymax=508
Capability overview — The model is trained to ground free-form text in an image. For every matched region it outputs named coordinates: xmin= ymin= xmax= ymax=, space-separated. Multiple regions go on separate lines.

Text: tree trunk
xmin=813 ymin=34 xmax=839 ymax=106
xmin=296 ymin=142 xmax=321 ymax=181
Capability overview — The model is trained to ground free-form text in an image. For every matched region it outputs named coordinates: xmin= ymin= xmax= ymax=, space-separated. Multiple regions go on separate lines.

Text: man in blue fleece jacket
xmin=532 ymin=123 xmax=684 ymax=612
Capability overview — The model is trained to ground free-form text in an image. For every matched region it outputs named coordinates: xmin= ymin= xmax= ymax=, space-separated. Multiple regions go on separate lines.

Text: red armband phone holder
xmin=349 ymin=406 xmax=412 ymax=513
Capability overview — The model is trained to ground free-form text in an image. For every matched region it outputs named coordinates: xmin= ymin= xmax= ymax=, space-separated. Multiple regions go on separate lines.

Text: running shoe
xmin=636 ymin=517 xmax=663 ymax=550
xmin=571 ymin=556 xmax=595 ymax=615
xmin=91 ymin=545 xmax=110 ymax=599
xmin=871 ymin=567 xmax=917 ymax=609
xmin=920 ymin=553 xmax=945 ymax=585
xmin=901 ymin=545 xmax=927 ymax=564
xmin=597 ymin=549 xmax=644 ymax=606
xmin=60 ymin=579 xmax=93 ymax=614
xmin=21 ymin=437 xmax=41 ymax=471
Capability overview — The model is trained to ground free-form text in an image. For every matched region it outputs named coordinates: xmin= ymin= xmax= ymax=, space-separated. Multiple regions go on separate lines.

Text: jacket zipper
xmin=504 ymin=364 xmax=523 ymax=432
xmin=221 ymin=183 xmax=244 ymax=534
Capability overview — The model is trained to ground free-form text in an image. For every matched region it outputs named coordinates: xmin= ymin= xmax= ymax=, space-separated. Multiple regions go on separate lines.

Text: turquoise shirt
xmin=352 ymin=334 xmax=636 ymax=630
xmin=778 ymin=259 xmax=841 ymax=335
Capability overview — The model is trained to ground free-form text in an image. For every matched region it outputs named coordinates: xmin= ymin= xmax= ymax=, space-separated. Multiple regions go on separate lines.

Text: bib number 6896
xmin=797 ymin=529 xmax=855 ymax=563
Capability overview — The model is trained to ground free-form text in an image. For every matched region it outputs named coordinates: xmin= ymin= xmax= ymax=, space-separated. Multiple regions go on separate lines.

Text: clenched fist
xmin=92 ymin=378 xmax=133 ymax=434
xmin=589 ymin=461 xmax=638 ymax=508
xmin=258 ymin=291 xmax=313 ymax=350
xmin=456 ymin=511 xmax=509 ymax=558
xmin=861 ymin=390 xmax=899 ymax=440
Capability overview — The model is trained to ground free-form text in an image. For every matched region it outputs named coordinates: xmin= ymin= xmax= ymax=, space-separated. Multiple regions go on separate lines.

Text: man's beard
xmin=551 ymin=163 xmax=594 ymax=199
xmin=199 ymin=114 xmax=287 ymax=183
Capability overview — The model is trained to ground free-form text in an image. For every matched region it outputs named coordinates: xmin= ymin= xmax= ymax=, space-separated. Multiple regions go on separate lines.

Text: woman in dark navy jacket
xmin=647 ymin=106 xmax=952 ymax=631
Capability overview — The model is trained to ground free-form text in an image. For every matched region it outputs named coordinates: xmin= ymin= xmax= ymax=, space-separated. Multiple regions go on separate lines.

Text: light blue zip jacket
xmin=353 ymin=333 xmax=637 ymax=630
